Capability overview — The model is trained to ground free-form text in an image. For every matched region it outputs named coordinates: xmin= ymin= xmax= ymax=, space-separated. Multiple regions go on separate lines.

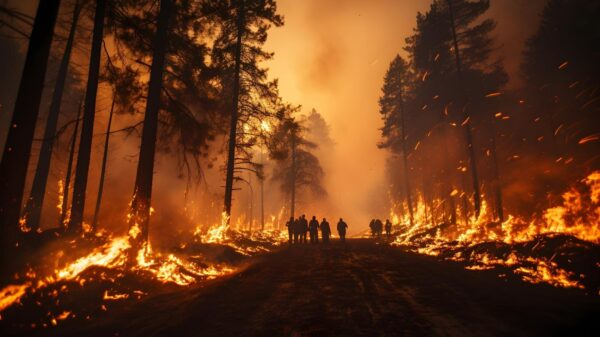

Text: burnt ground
xmin=21 ymin=239 xmax=600 ymax=337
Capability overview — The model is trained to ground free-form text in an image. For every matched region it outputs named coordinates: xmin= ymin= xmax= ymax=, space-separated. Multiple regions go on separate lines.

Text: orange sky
xmin=264 ymin=0 xmax=545 ymax=231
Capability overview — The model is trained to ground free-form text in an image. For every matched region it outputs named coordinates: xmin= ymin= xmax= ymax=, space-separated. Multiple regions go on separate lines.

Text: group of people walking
xmin=369 ymin=218 xmax=393 ymax=238
xmin=286 ymin=215 xmax=349 ymax=244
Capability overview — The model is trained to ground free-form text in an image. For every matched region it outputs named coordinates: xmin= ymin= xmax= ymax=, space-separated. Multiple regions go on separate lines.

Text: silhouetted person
xmin=309 ymin=216 xmax=319 ymax=243
xmin=286 ymin=217 xmax=294 ymax=243
xmin=320 ymin=218 xmax=331 ymax=243
xmin=385 ymin=219 xmax=392 ymax=238
xmin=369 ymin=219 xmax=376 ymax=237
xmin=374 ymin=219 xmax=383 ymax=238
xmin=293 ymin=217 xmax=301 ymax=244
xmin=300 ymin=215 xmax=308 ymax=243
xmin=337 ymin=218 xmax=348 ymax=242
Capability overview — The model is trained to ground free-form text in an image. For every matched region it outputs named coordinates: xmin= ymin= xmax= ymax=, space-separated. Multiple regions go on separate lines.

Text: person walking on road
xmin=300 ymin=215 xmax=308 ymax=243
xmin=337 ymin=218 xmax=348 ymax=243
xmin=320 ymin=218 xmax=331 ymax=243
xmin=385 ymin=219 xmax=392 ymax=238
xmin=293 ymin=217 xmax=301 ymax=244
xmin=374 ymin=219 xmax=384 ymax=238
xmin=286 ymin=217 xmax=294 ymax=243
xmin=369 ymin=219 xmax=376 ymax=238
xmin=309 ymin=216 xmax=319 ymax=243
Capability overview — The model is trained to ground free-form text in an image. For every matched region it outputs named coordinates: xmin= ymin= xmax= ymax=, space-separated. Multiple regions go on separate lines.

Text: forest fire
xmin=194 ymin=212 xmax=288 ymax=255
xmin=0 ymin=0 xmax=598 ymax=334
xmin=390 ymin=171 xmax=600 ymax=292
xmin=0 ymin=228 xmax=238 ymax=326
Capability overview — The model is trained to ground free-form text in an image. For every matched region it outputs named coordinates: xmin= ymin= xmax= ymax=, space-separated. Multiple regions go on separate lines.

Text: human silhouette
xmin=369 ymin=219 xmax=376 ymax=237
xmin=374 ymin=219 xmax=383 ymax=238
xmin=309 ymin=216 xmax=319 ymax=243
xmin=293 ymin=217 xmax=301 ymax=244
xmin=320 ymin=218 xmax=331 ymax=243
xmin=286 ymin=217 xmax=294 ymax=243
xmin=300 ymin=215 xmax=308 ymax=243
xmin=385 ymin=219 xmax=392 ymax=238
xmin=337 ymin=218 xmax=348 ymax=242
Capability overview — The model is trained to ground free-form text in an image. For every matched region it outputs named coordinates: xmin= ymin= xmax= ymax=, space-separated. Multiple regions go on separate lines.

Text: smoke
xmin=0 ymin=0 xmax=558 ymax=241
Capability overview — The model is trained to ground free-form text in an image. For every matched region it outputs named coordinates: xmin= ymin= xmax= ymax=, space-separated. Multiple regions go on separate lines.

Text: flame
xmin=389 ymin=171 xmax=600 ymax=291
xmin=0 ymin=284 xmax=29 ymax=311
xmin=19 ymin=214 xmax=31 ymax=233
xmin=57 ymin=179 xmax=64 ymax=215
xmin=103 ymin=290 xmax=130 ymax=300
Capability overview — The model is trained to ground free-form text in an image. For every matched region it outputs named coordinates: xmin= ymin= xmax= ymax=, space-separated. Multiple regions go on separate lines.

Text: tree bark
xmin=223 ymin=0 xmax=245 ymax=222
xmin=489 ymin=133 xmax=504 ymax=222
xmin=59 ymin=100 xmax=83 ymax=228
xmin=290 ymin=130 xmax=296 ymax=220
xmin=398 ymin=86 xmax=414 ymax=227
xmin=0 ymin=0 xmax=61 ymax=279
xmin=447 ymin=0 xmax=481 ymax=216
xmin=91 ymin=94 xmax=115 ymax=231
xmin=128 ymin=0 xmax=174 ymax=253
xmin=69 ymin=0 xmax=107 ymax=233
xmin=23 ymin=1 xmax=82 ymax=231
xmin=260 ymin=147 xmax=265 ymax=231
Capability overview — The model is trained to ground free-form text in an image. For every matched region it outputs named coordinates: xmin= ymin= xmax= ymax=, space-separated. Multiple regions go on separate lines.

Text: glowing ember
xmin=390 ymin=171 xmax=600 ymax=291
xmin=0 ymin=284 xmax=29 ymax=312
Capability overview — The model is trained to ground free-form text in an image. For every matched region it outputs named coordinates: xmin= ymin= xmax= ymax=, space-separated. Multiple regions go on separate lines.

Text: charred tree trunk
xmin=91 ymin=94 xmax=115 ymax=231
xmin=447 ymin=0 xmax=481 ymax=217
xmin=489 ymin=133 xmax=504 ymax=222
xmin=128 ymin=0 xmax=174 ymax=253
xmin=260 ymin=147 xmax=265 ymax=231
xmin=290 ymin=131 xmax=297 ymax=220
xmin=223 ymin=0 xmax=245 ymax=222
xmin=69 ymin=0 xmax=107 ymax=233
xmin=23 ymin=1 xmax=82 ymax=231
xmin=0 ymin=0 xmax=61 ymax=278
xmin=398 ymin=88 xmax=414 ymax=227
xmin=59 ymin=100 xmax=83 ymax=228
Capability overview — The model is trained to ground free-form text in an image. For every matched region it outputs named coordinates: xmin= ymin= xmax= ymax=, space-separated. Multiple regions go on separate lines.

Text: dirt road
xmin=42 ymin=239 xmax=598 ymax=337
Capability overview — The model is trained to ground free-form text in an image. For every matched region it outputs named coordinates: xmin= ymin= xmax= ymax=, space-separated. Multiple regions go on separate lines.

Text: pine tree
xmin=522 ymin=0 xmax=600 ymax=173
xmin=22 ymin=0 xmax=83 ymax=231
xmin=0 ymin=0 xmax=61 ymax=278
xmin=128 ymin=0 xmax=174 ymax=253
xmin=379 ymin=55 xmax=414 ymax=226
xmin=212 ymin=0 xmax=283 ymax=221
xmin=270 ymin=114 xmax=326 ymax=219
xmin=69 ymin=0 xmax=107 ymax=233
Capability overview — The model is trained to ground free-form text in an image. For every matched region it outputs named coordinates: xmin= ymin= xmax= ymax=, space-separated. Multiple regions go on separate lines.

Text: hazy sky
xmin=264 ymin=0 xmax=546 ymax=229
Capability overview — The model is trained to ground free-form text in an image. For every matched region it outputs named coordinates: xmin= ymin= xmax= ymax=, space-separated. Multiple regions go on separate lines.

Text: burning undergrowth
xmin=390 ymin=171 xmax=600 ymax=294
xmin=0 ymin=216 xmax=287 ymax=334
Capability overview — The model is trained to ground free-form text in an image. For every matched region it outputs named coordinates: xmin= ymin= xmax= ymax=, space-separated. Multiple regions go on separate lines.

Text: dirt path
xmin=43 ymin=239 xmax=598 ymax=337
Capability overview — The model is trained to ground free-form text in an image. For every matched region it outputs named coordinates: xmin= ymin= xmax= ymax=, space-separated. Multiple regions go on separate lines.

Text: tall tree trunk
xmin=69 ymin=0 xmax=107 ymax=233
xmin=0 ymin=0 xmax=61 ymax=279
xmin=290 ymin=131 xmax=297 ymax=220
xmin=260 ymin=146 xmax=265 ymax=231
xmin=128 ymin=0 xmax=174 ymax=253
xmin=91 ymin=94 xmax=115 ymax=231
xmin=489 ymin=132 xmax=504 ymax=222
xmin=23 ymin=1 xmax=82 ymax=231
xmin=398 ymin=88 xmax=414 ymax=227
xmin=223 ymin=0 xmax=245 ymax=221
xmin=59 ymin=100 xmax=83 ymax=228
xmin=446 ymin=0 xmax=481 ymax=216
